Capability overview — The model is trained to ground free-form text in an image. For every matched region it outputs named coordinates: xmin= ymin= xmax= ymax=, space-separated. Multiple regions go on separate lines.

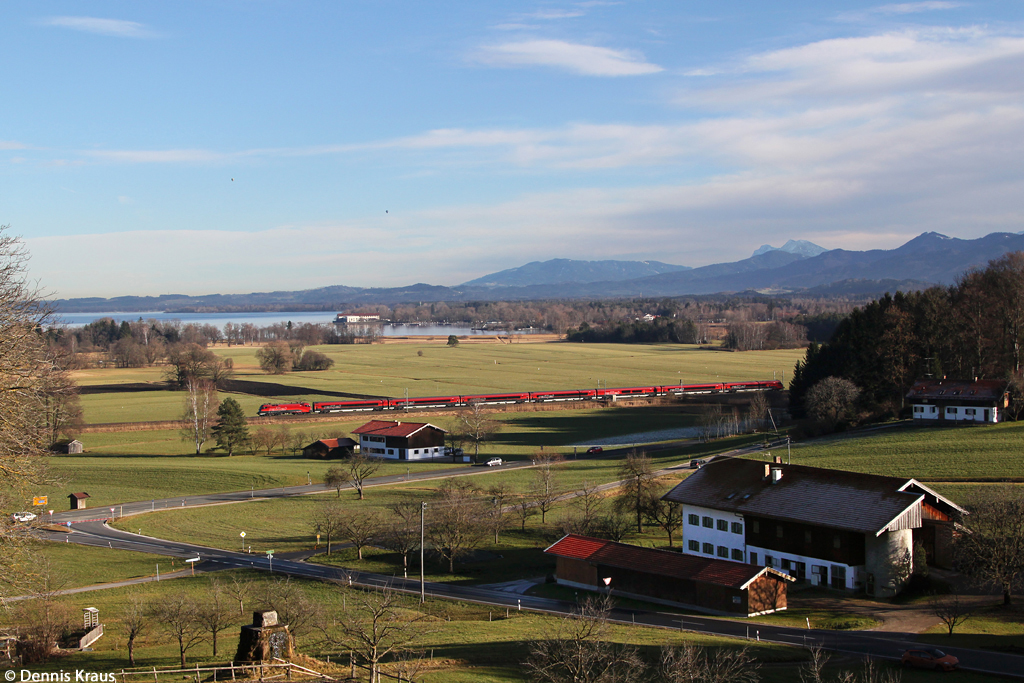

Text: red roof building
xmin=351 ymin=420 xmax=446 ymax=460
xmin=302 ymin=438 xmax=357 ymax=459
xmin=906 ymin=378 xmax=1008 ymax=423
xmin=544 ymin=534 xmax=793 ymax=617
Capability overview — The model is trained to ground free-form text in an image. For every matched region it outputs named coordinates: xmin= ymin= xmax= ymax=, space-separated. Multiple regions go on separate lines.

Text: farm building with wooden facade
xmin=906 ymin=378 xmax=1009 ymax=423
xmin=302 ymin=438 xmax=357 ymax=459
xmin=544 ymin=534 xmax=793 ymax=617
xmin=663 ymin=458 xmax=965 ymax=597
xmin=351 ymin=420 xmax=446 ymax=460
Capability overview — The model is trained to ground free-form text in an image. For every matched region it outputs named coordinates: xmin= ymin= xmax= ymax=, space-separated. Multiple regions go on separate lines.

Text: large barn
xmin=351 ymin=420 xmax=446 ymax=460
xmin=662 ymin=458 xmax=965 ymax=597
xmin=545 ymin=534 xmax=793 ymax=617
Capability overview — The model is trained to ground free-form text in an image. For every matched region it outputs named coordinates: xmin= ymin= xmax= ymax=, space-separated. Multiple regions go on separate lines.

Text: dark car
xmin=586 ymin=446 xmax=603 ymax=454
xmin=901 ymin=648 xmax=959 ymax=672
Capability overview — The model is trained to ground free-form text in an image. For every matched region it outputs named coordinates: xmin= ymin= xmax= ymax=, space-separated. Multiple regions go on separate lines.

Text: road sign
xmin=240 ymin=531 xmax=246 ymax=537
xmin=32 ymin=496 xmax=47 ymax=506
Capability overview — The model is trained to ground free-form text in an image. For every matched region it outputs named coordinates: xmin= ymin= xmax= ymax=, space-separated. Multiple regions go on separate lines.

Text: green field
xmin=781 ymin=421 xmax=1024 ymax=483
xmin=45 ymin=406 xmax=746 ymax=507
xmin=75 ymin=343 xmax=802 ymax=424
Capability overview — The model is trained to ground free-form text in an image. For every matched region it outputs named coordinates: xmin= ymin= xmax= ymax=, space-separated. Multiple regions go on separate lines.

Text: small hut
xmin=53 ymin=440 xmax=84 ymax=454
xmin=68 ymin=492 xmax=91 ymax=510
xmin=302 ymin=438 xmax=357 ymax=459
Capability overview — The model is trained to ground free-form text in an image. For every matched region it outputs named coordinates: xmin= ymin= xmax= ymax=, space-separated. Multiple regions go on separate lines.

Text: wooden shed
xmin=302 ymin=438 xmax=357 ymax=459
xmin=545 ymin=534 xmax=793 ymax=617
xmin=51 ymin=439 xmax=84 ymax=454
xmin=68 ymin=492 xmax=91 ymax=510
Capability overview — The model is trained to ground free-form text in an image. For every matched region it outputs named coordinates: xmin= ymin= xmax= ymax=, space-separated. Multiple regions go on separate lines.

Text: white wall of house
xmin=911 ymin=403 xmax=999 ymax=423
xmin=681 ymin=504 xmax=747 ymax=563
xmin=357 ymin=435 xmax=442 ymax=460
xmin=681 ymin=504 xmax=863 ymax=591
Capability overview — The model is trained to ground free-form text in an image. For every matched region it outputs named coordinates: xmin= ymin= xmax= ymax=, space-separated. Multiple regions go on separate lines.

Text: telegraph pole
xmin=420 ymin=502 xmax=427 ymax=603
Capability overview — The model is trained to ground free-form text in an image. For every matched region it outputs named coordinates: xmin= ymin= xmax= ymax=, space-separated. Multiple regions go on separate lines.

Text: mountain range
xmin=53 ymin=231 xmax=1024 ymax=312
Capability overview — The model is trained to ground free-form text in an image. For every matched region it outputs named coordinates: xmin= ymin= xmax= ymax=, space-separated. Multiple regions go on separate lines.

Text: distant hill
xmin=460 ymin=258 xmax=690 ymax=288
xmin=52 ymin=231 xmax=1024 ymax=312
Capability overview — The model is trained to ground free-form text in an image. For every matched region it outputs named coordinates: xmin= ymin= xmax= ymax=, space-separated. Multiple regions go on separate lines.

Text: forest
xmin=789 ymin=253 xmax=1024 ymax=418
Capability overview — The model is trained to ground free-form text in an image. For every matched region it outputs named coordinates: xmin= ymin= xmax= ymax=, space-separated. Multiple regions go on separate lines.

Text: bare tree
xmin=525 ymin=595 xmax=647 ymax=683
xmin=660 ymin=643 xmax=761 ymax=683
xmin=0 ymin=227 xmax=55 ymax=601
xmin=12 ymin=596 xmax=73 ymax=663
xmin=251 ymin=426 xmax=278 ymax=456
xmin=592 ymin=513 xmax=632 ymax=543
xmin=514 ymin=492 xmax=539 ymax=531
xmin=615 ymin=451 xmax=656 ymax=534
xmin=457 ymin=402 xmax=500 ymax=463
xmin=198 ymin=579 xmax=233 ymax=657
xmin=698 ymin=403 xmax=722 ymax=442
xmin=325 ymin=465 xmax=348 ymax=498
xmin=379 ymin=501 xmax=421 ymax=573
xmin=954 ymin=494 xmax=1024 ymax=605
xmin=332 ymin=453 xmax=383 ymax=500
xmin=227 ymin=574 xmax=253 ymax=616
xmin=428 ymin=480 xmax=487 ymax=572
xmin=311 ymin=500 xmax=344 ymax=555
xmin=929 ymin=592 xmax=972 ymax=635
xmin=532 ymin=452 xmax=562 ymax=524
xmin=645 ymin=495 xmax=682 ymax=547
xmin=486 ymin=482 xmax=514 ymax=544
xmin=151 ymin=591 xmax=204 ymax=667
xmin=180 ymin=378 xmax=219 ymax=455
xmin=337 ymin=509 xmax=383 ymax=560
xmin=562 ymin=481 xmax=604 ymax=536
xmin=749 ymin=391 xmax=769 ymax=433
xmin=321 ymin=588 xmax=428 ymax=683
xmin=121 ymin=592 xmax=147 ymax=666
xmin=40 ymin=352 xmax=84 ymax=448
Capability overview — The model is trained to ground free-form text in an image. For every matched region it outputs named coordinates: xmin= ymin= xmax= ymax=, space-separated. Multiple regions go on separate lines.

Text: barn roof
xmin=352 ymin=420 xmax=447 ymax=437
xmin=544 ymin=534 xmax=791 ymax=590
xmin=906 ymin=378 xmax=1008 ymax=402
xmin=661 ymin=458 xmax=964 ymax=536
xmin=309 ymin=438 xmax=357 ymax=449
xmin=68 ymin=492 xmax=90 ymax=499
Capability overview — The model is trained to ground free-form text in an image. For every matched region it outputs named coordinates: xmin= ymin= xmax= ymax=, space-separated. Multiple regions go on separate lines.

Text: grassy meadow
xmin=5 ymin=569 xmax=802 ymax=682
xmin=74 ymin=342 xmax=803 ymax=424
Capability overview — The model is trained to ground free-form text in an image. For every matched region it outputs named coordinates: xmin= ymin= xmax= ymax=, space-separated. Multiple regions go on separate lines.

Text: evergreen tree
xmin=212 ymin=397 xmax=249 ymax=456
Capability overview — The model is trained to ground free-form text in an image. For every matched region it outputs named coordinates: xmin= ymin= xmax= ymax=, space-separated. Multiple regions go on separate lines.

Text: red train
xmin=256 ymin=380 xmax=782 ymax=416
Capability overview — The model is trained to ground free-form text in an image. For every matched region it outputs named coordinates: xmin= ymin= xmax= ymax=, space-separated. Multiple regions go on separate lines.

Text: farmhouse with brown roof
xmin=545 ymin=534 xmax=793 ymax=616
xmin=906 ymin=378 xmax=1008 ymax=423
xmin=351 ymin=420 xmax=446 ymax=460
xmin=302 ymin=438 xmax=357 ymax=459
xmin=662 ymin=458 xmax=965 ymax=597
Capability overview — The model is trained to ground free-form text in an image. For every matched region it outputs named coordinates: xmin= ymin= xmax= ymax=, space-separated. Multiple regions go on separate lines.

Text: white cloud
xmin=41 ymin=16 xmax=154 ymax=38
xmin=875 ymin=2 xmax=964 ymax=15
xmin=475 ymin=39 xmax=663 ymax=76
xmin=527 ymin=9 xmax=585 ymax=19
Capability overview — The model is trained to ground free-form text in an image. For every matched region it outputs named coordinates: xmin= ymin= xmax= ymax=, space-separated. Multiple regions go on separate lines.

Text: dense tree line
xmin=790 ymin=253 xmax=1024 ymax=416
xmin=566 ymin=318 xmax=699 ymax=344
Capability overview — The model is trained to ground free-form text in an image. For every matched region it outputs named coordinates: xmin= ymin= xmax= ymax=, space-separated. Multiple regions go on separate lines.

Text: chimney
xmin=771 ymin=467 xmax=783 ymax=484
xmin=763 ymin=463 xmax=771 ymax=480
xmin=773 ymin=455 xmax=782 ymax=464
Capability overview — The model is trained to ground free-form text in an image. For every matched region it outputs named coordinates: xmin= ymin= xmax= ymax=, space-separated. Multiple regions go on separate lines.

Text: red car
xmin=901 ymin=648 xmax=959 ymax=672
xmin=586 ymin=446 xmax=604 ymax=454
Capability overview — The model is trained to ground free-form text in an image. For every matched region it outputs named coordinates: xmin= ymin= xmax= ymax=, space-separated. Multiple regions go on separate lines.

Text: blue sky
xmin=3 ymin=1 xmax=1023 ymax=297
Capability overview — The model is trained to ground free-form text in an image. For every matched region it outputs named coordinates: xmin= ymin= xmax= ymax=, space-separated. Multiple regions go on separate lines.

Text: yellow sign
xmin=32 ymin=496 xmax=47 ymax=507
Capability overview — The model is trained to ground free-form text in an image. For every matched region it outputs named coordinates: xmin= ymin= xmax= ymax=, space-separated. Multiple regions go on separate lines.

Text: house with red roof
xmin=906 ymin=378 xmax=1009 ymax=423
xmin=662 ymin=458 xmax=965 ymax=597
xmin=544 ymin=534 xmax=793 ymax=617
xmin=351 ymin=420 xmax=447 ymax=460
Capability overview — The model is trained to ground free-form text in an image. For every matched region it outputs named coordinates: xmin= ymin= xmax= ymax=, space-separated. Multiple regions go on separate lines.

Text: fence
xmin=112 ymin=661 xmax=334 ymax=683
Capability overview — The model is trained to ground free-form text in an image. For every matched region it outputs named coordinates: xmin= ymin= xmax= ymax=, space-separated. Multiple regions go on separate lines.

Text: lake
xmin=54 ymin=311 xmax=545 ymax=336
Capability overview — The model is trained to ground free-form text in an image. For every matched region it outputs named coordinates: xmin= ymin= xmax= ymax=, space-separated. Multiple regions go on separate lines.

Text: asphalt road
xmin=39 ymin=441 xmax=1024 ymax=679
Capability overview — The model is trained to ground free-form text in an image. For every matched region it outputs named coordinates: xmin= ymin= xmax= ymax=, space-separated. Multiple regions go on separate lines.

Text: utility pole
xmin=420 ymin=502 xmax=427 ymax=603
